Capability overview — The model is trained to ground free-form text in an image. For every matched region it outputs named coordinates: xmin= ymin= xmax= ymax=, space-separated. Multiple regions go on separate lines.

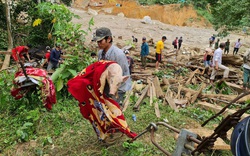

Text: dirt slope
xmin=73 ymin=0 xmax=210 ymax=27
xmin=70 ymin=0 xmax=249 ymax=54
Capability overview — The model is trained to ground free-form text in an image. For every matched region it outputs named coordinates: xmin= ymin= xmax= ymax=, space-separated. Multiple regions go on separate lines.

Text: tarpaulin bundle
xmin=11 ymin=66 xmax=56 ymax=110
xmin=67 ymin=60 xmax=137 ymax=141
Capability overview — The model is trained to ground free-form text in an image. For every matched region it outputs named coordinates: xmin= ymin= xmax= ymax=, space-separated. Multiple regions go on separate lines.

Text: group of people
xmin=172 ymin=36 xmax=183 ymax=50
xmin=205 ymin=38 xmax=250 ymax=90
xmin=12 ymin=43 xmax=63 ymax=71
xmin=209 ymin=36 xmax=242 ymax=55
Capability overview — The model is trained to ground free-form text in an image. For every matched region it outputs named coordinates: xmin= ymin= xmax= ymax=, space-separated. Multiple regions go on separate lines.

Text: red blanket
xmin=11 ymin=67 xmax=56 ymax=110
xmin=67 ymin=60 xmax=137 ymax=141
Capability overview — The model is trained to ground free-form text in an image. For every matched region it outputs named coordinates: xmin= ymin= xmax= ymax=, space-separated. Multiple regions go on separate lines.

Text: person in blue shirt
xmin=47 ymin=43 xmax=62 ymax=71
xmin=140 ymin=37 xmax=149 ymax=69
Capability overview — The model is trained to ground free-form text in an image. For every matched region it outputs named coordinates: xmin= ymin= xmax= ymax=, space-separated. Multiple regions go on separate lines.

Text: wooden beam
xmin=149 ymin=82 xmax=153 ymax=106
xmin=225 ymin=82 xmax=244 ymax=93
xmin=165 ymin=96 xmax=179 ymax=112
xmin=133 ymin=85 xmax=149 ymax=111
xmin=185 ymin=68 xmax=199 ymax=85
xmin=152 ymin=76 xmax=164 ymax=98
xmin=0 ymin=51 xmax=12 ymax=54
xmin=190 ymin=83 xmax=206 ymax=104
xmin=200 ymin=93 xmax=250 ymax=104
xmin=197 ymin=101 xmax=249 ymax=119
xmin=154 ymin=100 xmax=160 ymax=118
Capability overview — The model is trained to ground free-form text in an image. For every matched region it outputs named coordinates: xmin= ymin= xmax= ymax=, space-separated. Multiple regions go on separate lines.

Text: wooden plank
xmin=165 ymin=94 xmax=179 ymax=112
xmin=131 ymin=73 xmax=152 ymax=76
xmin=149 ymin=82 xmax=153 ymax=106
xmin=225 ymin=82 xmax=244 ymax=93
xmin=122 ymin=81 xmax=136 ymax=112
xmin=175 ymin=83 xmax=182 ymax=99
xmin=197 ymin=101 xmax=249 ymax=119
xmin=162 ymin=77 xmax=170 ymax=85
xmin=185 ymin=68 xmax=199 ymax=85
xmin=154 ymin=100 xmax=160 ymax=118
xmin=200 ymin=93 xmax=250 ymax=104
xmin=152 ymin=76 xmax=164 ymax=98
xmin=190 ymin=83 xmax=206 ymax=104
xmin=133 ymin=85 xmax=149 ymax=110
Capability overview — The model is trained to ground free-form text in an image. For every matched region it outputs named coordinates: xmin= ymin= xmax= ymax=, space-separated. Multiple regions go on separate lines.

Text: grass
xmin=0 ymin=70 xmax=233 ymax=156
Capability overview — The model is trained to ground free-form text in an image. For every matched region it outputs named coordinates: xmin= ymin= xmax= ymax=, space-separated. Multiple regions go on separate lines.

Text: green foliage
xmin=61 ymin=0 xmax=72 ymax=6
xmin=180 ymin=105 xmax=222 ymax=125
xmin=0 ymin=1 xmax=6 ymax=30
xmin=28 ymin=2 xmax=74 ymax=46
xmin=52 ymin=52 xmax=95 ymax=93
xmin=11 ymin=0 xmax=37 ymax=46
xmin=0 ymin=28 xmax=8 ymax=50
xmin=1 ymin=72 xmax=233 ymax=155
xmin=27 ymin=2 xmax=95 ymax=94
xmin=215 ymin=81 xmax=233 ymax=95
xmin=211 ymin=0 xmax=250 ymax=36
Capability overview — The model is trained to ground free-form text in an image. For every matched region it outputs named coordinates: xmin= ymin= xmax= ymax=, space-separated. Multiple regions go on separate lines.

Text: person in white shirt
xmin=233 ymin=38 xmax=242 ymax=55
xmin=210 ymin=43 xmax=229 ymax=82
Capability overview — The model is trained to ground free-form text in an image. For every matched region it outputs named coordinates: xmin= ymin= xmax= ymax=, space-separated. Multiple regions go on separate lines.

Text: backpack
xmin=172 ymin=40 xmax=175 ymax=45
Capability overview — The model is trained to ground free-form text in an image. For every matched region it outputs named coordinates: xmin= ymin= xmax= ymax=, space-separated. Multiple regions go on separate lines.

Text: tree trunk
xmin=1 ymin=0 xmax=13 ymax=70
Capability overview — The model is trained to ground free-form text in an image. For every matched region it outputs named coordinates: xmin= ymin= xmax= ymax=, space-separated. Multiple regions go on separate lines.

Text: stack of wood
xmin=123 ymin=58 xmax=248 ymax=118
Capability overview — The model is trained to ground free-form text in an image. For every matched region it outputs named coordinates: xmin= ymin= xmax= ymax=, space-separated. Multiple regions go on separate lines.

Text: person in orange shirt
xmin=155 ymin=36 xmax=167 ymax=71
xmin=12 ymin=44 xmax=32 ymax=64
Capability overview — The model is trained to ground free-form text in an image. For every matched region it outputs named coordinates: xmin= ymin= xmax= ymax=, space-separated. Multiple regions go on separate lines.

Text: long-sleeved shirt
xmin=50 ymin=48 xmax=61 ymax=65
xmin=98 ymin=45 xmax=131 ymax=92
xmin=141 ymin=42 xmax=149 ymax=56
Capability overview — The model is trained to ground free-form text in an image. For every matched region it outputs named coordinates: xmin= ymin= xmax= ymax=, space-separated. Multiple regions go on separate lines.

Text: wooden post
xmin=133 ymin=85 xmax=149 ymax=111
xmin=2 ymin=0 xmax=13 ymax=70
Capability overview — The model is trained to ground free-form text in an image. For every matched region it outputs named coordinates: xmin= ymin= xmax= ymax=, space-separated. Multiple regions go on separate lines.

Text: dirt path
xmin=69 ymin=6 xmax=249 ymax=54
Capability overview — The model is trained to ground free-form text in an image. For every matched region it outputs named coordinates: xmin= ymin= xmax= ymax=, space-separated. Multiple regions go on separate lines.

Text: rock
xmin=102 ymin=7 xmax=113 ymax=14
xmin=87 ymin=8 xmax=98 ymax=16
xmin=141 ymin=16 xmax=152 ymax=24
xmin=117 ymin=12 xmax=124 ymax=17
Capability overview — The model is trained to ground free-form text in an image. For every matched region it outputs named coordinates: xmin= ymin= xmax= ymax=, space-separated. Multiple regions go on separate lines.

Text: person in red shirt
xmin=41 ymin=46 xmax=51 ymax=68
xmin=12 ymin=44 xmax=32 ymax=63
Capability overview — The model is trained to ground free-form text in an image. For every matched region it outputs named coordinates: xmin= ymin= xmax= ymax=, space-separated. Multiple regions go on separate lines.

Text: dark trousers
xmin=141 ymin=56 xmax=147 ymax=68
xmin=178 ymin=44 xmax=182 ymax=50
xmin=224 ymin=48 xmax=229 ymax=54
xmin=233 ymin=48 xmax=239 ymax=55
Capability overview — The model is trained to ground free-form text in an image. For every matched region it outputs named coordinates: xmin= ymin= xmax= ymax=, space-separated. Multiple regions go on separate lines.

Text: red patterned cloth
xmin=11 ymin=67 xmax=56 ymax=110
xmin=67 ymin=60 xmax=137 ymax=141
